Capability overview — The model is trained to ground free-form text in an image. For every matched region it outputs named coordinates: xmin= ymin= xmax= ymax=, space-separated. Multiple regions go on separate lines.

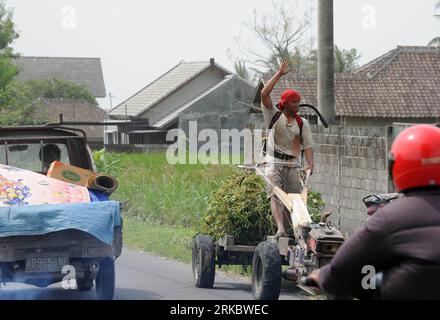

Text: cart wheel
xmin=252 ymin=241 xmax=281 ymax=300
xmin=192 ymin=235 xmax=216 ymax=288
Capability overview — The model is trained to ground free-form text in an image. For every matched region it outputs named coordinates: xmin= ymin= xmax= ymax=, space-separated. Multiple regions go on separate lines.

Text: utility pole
xmin=318 ymin=0 xmax=336 ymax=125
xmin=309 ymin=0 xmax=316 ymax=52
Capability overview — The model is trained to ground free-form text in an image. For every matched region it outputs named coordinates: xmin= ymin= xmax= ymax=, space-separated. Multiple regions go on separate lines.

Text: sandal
xmin=274 ymin=231 xmax=288 ymax=239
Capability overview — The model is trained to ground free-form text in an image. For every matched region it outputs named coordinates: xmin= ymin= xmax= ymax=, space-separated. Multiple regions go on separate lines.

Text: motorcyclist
xmin=306 ymin=124 xmax=440 ymax=299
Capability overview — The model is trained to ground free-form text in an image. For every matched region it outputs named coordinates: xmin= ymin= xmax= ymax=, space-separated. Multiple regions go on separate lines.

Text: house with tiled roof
xmin=248 ymin=46 xmax=440 ymax=236
xmin=106 ymin=58 xmax=255 ymax=149
xmin=250 ymin=46 xmax=440 ymax=127
xmin=14 ymin=56 xmax=107 ymax=98
xmin=13 ymin=56 xmax=108 ymax=147
xmin=34 ymin=98 xmax=108 ymax=149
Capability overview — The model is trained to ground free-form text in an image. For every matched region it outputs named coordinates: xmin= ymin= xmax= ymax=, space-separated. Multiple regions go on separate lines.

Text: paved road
xmin=0 ymin=247 xmax=307 ymax=300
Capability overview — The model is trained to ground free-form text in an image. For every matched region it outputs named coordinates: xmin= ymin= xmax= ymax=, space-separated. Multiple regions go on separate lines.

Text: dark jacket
xmin=319 ymin=190 xmax=440 ymax=299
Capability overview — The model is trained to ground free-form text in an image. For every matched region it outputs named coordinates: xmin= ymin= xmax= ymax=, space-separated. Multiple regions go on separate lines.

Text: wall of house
xmin=178 ymin=76 xmax=255 ymax=153
xmin=139 ymin=67 xmax=227 ymax=125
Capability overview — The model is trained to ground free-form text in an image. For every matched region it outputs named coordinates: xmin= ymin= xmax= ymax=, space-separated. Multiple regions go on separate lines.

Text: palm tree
xmin=334 ymin=46 xmax=361 ymax=73
xmin=428 ymin=1 xmax=440 ymax=46
xmin=233 ymin=61 xmax=250 ymax=82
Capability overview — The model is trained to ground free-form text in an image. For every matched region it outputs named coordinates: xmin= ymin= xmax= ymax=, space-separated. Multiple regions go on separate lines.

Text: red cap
xmin=278 ymin=89 xmax=301 ymax=109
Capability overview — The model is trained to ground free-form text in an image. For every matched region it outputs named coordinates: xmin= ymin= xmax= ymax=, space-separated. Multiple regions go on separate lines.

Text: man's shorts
xmin=264 ymin=164 xmax=302 ymax=199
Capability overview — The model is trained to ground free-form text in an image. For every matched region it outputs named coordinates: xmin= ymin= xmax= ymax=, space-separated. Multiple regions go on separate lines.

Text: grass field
xmin=123 ymin=218 xmax=195 ymax=263
xmin=98 ymin=151 xmax=237 ymax=263
xmin=103 ymin=152 xmax=237 ymax=228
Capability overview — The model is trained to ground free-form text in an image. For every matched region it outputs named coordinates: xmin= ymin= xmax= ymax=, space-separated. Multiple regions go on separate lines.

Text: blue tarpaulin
xmin=0 ymin=201 xmax=121 ymax=245
xmin=89 ymin=189 xmax=110 ymax=202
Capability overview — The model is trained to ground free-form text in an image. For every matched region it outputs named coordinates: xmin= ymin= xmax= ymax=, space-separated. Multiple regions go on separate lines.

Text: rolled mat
xmin=86 ymin=173 xmax=118 ymax=195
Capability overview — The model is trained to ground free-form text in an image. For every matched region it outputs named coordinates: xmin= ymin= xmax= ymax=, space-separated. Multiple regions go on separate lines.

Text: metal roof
xmin=154 ymin=75 xmax=234 ymax=128
xmin=109 ymin=60 xmax=231 ymax=118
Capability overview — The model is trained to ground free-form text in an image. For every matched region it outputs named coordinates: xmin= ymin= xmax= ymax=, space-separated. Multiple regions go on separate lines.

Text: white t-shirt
xmin=261 ymin=103 xmax=313 ymax=165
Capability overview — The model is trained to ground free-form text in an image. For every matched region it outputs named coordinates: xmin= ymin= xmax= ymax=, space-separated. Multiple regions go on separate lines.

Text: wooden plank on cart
xmin=218 ymin=235 xmax=234 ymax=248
xmin=225 ymin=245 xmax=256 ymax=252
xmin=218 ymin=235 xmax=256 ymax=252
xmin=255 ymin=166 xmax=312 ymax=228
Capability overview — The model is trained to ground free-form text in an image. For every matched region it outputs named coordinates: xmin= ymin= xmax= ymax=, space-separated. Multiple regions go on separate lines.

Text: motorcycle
xmin=362 ymin=193 xmax=402 ymax=216
xmin=300 ymin=192 xmax=403 ymax=299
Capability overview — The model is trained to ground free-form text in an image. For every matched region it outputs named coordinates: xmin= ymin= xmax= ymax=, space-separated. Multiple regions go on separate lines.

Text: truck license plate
xmin=25 ymin=253 xmax=69 ymax=273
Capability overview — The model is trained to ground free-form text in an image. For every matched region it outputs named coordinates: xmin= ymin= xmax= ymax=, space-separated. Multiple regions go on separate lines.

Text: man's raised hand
xmin=278 ymin=58 xmax=290 ymax=76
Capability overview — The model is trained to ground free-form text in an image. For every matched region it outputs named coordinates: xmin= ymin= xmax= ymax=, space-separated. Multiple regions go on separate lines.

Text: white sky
xmin=6 ymin=0 xmax=440 ymax=109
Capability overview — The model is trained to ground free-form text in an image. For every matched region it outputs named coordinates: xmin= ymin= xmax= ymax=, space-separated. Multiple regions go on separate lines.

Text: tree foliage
xmin=231 ymin=0 xmax=310 ymax=80
xmin=428 ymin=1 xmax=440 ymax=47
xmin=0 ymin=1 xmax=18 ymax=90
xmin=301 ymin=46 xmax=361 ymax=74
xmin=0 ymin=1 xmax=97 ymax=126
xmin=231 ymin=1 xmax=361 ymax=80
xmin=26 ymin=78 xmax=97 ymax=105
xmin=234 ymin=61 xmax=250 ymax=82
xmin=0 ymin=0 xmax=31 ymax=125
xmin=0 ymin=81 xmax=43 ymax=125
xmin=334 ymin=46 xmax=361 ymax=73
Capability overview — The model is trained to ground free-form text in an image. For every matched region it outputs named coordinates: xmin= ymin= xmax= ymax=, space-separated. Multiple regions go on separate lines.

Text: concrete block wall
xmin=309 ymin=125 xmax=389 ymax=237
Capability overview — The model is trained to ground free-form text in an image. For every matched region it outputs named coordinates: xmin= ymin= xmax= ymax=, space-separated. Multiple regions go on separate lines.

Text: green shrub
xmin=198 ymin=170 xmax=326 ymax=246
xmin=92 ymin=149 xmax=121 ymax=176
xmin=198 ymin=171 xmax=274 ymax=246
xmin=307 ymin=189 xmax=326 ymax=223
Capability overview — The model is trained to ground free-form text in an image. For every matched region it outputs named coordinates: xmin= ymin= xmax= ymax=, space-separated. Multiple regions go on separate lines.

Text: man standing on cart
xmin=260 ymin=58 xmax=315 ymax=238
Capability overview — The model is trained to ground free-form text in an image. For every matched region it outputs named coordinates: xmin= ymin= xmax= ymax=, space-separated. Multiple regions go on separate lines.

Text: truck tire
xmin=76 ymin=278 xmax=94 ymax=291
xmin=252 ymin=241 xmax=281 ymax=300
xmin=192 ymin=235 xmax=215 ymax=288
xmin=96 ymin=257 xmax=115 ymax=300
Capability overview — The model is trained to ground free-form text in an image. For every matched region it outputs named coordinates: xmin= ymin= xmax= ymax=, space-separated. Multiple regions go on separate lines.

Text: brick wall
xmin=310 ymin=125 xmax=390 ymax=237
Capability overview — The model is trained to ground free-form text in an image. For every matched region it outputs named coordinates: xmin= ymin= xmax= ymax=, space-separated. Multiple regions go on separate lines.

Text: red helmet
xmin=389 ymin=124 xmax=440 ymax=192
